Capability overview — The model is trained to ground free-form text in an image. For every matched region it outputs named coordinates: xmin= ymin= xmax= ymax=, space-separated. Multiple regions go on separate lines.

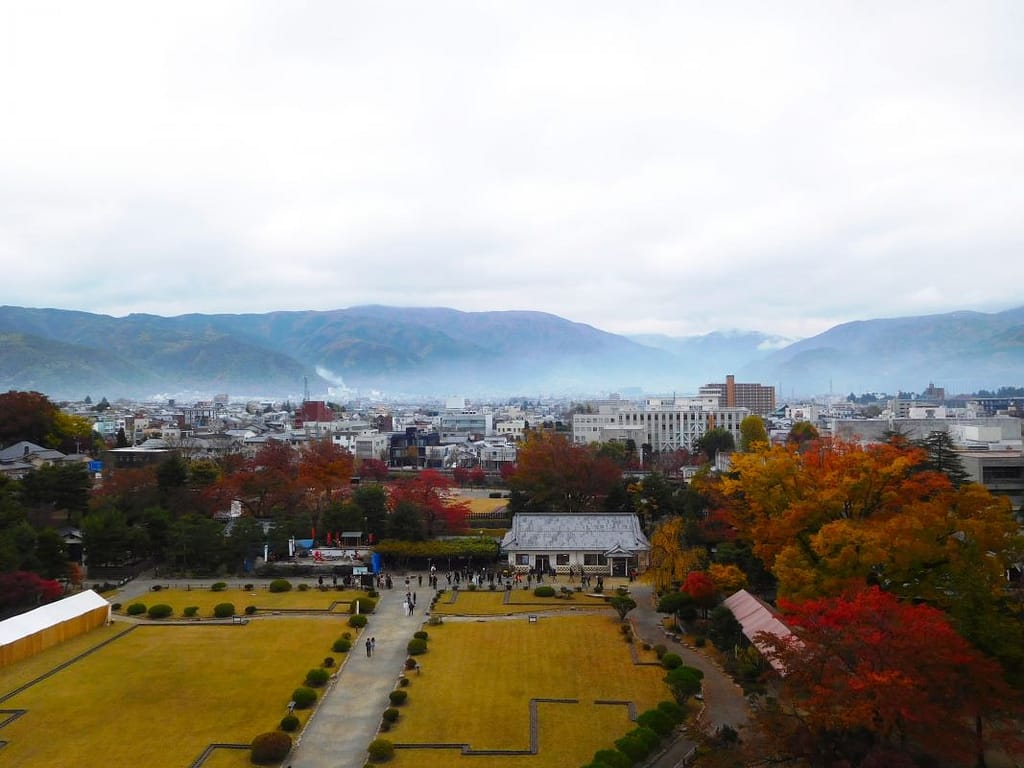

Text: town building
xmin=701 ymin=374 xmax=776 ymax=415
xmin=500 ymin=513 xmax=650 ymax=577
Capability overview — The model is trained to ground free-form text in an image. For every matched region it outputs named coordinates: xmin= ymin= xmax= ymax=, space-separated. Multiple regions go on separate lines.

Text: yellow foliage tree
xmin=646 ymin=517 xmax=706 ymax=592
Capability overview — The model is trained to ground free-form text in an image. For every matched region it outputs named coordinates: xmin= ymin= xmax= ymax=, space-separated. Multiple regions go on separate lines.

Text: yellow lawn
xmin=464 ymin=497 xmax=509 ymax=514
xmin=431 ymin=588 xmax=611 ymax=616
xmin=0 ymin=617 xmax=349 ymax=768
xmin=388 ymin=614 xmax=668 ymax=767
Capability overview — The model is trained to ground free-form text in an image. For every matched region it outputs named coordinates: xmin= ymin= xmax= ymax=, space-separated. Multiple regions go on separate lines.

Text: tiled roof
xmin=500 ymin=513 xmax=650 ymax=553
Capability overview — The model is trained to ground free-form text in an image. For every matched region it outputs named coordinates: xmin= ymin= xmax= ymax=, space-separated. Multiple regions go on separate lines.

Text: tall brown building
xmin=701 ymin=374 xmax=776 ymax=416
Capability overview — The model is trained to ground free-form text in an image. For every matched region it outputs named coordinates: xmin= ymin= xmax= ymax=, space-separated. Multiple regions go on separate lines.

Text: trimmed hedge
xmin=183 ymin=606 xmax=199 ymax=617
xmin=268 ymin=579 xmax=292 ymax=593
xmin=126 ymin=602 xmax=146 ymax=616
xmin=291 ymin=686 xmax=317 ymax=709
xmin=332 ymin=637 xmax=352 ymax=653
xmin=348 ymin=614 xmax=368 ymax=629
xmin=413 ymin=630 xmax=428 ymax=640
xmin=250 ymin=731 xmax=292 ymax=764
xmin=637 ymin=708 xmax=675 ymax=736
xmin=367 ymin=738 xmax=395 ymax=761
xmin=305 ymin=668 xmax=330 ymax=687
xmin=213 ymin=602 xmax=235 ymax=618
xmin=210 ymin=581 xmax=227 ymax=592
xmin=406 ymin=637 xmax=427 ymax=655
xmin=661 ymin=652 xmax=683 ymax=670
xmin=657 ymin=700 xmax=685 ymax=724
xmin=382 ymin=707 xmax=400 ymax=723
xmin=533 ymin=585 xmax=555 ymax=598
xmin=388 ymin=689 xmax=408 ymax=706
xmin=350 ymin=597 xmax=377 ymax=614
xmin=244 ymin=605 xmax=257 ymax=615
xmin=147 ymin=603 xmax=173 ymax=619
xmin=279 ymin=714 xmax=299 ymax=732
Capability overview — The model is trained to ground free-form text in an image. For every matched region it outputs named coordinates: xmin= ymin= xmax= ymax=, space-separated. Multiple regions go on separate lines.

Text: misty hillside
xmin=0 ymin=304 xmax=1022 ymax=400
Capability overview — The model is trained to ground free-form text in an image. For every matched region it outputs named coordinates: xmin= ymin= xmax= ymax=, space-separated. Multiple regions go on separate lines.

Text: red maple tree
xmin=758 ymin=587 xmax=1019 ymax=766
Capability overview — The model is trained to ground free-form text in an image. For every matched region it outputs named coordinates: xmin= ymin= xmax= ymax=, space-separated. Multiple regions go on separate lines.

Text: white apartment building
xmin=572 ymin=396 xmax=748 ymax=453
xmin=438 ymin=409 xmax=493 ymax=443
xmin=495 ymin=418 xmax=528 ymax=442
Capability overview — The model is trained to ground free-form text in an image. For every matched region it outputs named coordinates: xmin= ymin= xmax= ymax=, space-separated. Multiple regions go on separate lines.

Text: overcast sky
xmin=2 ymin=1 xmax=1022 ymax=340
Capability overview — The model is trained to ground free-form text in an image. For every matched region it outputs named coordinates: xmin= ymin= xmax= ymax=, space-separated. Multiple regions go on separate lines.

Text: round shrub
xmin=413 ymin=630 xmax=428 ymax=640
xmin=368 ymin=738 xmax=395 ymax=762
xmin=382 ymin=707 xmax=400 ymax=723
xmin=661 ymin=652 xmax=683 ymax=670
xmin=637 ymin=708 xmax=675 ymax=736
xmin=657 ymin=700 xmax=685 ymax=724
xmin=348 ymin=614 xmax=368 ymax=629
xmin=333 ymin=637 xmax=352 ymax=653
xmin=210 ymin=581 xmax=227 ymax=592
xmin=279 ymin=714 xmax=299 ymax=732
xmin=183 ymin=606 xmax=199 ymax=617
xmin=592 ymin=748 xmax=632 ymax=768
xmin=297 ymin=583 xmax=310 ymax=592
xmin=388 ymin=689 xmax=408 ymax=706
xmin=342 ymin=631 xmax=352 ymax=640
xmin=150 ymin=584 xmax=162 ymax=592
xmin=269 ymin=578 xmax=292 ymax=593
xmin=147 ymin=603 xmax=173 ymax=619
xmin=111 ymin=602 xmax=122 ymax=611
xmin=244 ymin=583 xmax=254 ymax=591
xmin=379 ymin=719 xmax=391 ymax=732
xmin=404 ymin=657 xmax=419 ymax=670
xmin=397 ymin=676 xmax=409 ymax=687
xmin=305 ymin=668 xmax=330 ymax=687
xmin=323 ymin=656 xmax=335 ymax=668
xmin=244 ymin=605 xmax=257 ymax=615
xmin=250 ymin=731 xmax=292 ymax=764
xmin=406 ymin=637 xmax=427 ymax=655
xmin=213 ymin=602 xmax=236 ymax=618
xmin=291 ymin=686 xmax=317 ymax=709
xmin=126 ymin=602 xmax=146 ymax=616
xmin=351 ymin=597 xmax=377 ymax=614
xmin=614 ymin=732 xmax=651 ymax=763
xmin=533 ymin=585 xmax=555 ymax=598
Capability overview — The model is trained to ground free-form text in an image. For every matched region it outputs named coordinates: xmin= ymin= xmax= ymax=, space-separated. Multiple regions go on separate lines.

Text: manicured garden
xmin=429 ymin=586 xmax=613 ymax=616
xmin=380 ymin=614 xmax=668 ymax=767
xmin=0 ymin=617 xmax=350 ymax=768
xmin=110 ymin=584 xmax=369 ymax=617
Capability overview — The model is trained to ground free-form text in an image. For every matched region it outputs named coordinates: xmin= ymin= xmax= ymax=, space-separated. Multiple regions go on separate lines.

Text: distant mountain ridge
xmin=0 ymin=304 xmax=1021 ymax=400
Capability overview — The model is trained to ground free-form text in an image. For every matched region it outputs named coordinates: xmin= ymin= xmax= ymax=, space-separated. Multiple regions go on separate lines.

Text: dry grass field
xmin=0 ymin=617 xmax=349 ymax=768
xmin=463 ymin=497 xmax=509 ymax=514
xmin=386 ymin=614 xmax=668 ymax=767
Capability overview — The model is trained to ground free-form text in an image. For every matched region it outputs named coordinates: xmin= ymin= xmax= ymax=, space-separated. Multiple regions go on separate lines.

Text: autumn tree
xmin=358 ymin=458 xmax=390 ymax=481
xmin=738 ymin=414 xmax=768 ymax=452
xmin=758 ymin=587 xmax=1018 ymax=767
xmin=388 ymin=469 xmax=469 ymax=538
xmin=681 ymin=570 xmax=718 ymax=617
xmin=509 ymin=431 xmax=622 ymax=512
xmin=693 ymin=427 xmax=735 ymax=463
xmin=219 ymin=441 xmax=302 ymax=519
xmin=721 ymin=439 xmax=1024 ymax=614
xmin=646 ymin=517 xmax=706 ymax=592
xmin=0 ymin=390 xmax=58 ymax=447
xmin=786 ymin=420 xmax=819 ymax=447
xmin=298 ymin=439 xmax=354 ymax=529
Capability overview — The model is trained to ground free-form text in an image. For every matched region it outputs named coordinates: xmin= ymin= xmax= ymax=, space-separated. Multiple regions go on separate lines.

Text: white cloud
xmin=1 ymin=1 xmax=1022 ymax=340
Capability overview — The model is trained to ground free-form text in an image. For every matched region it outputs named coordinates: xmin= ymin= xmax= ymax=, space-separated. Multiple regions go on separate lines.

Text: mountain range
xmin=1 ymin=304 xmax=1022 ymax=401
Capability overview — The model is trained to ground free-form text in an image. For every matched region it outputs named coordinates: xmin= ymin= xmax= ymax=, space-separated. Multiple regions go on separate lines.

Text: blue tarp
xmin=296 ymin=539 xmax=314 ymax=549
xmin=371 ymin=552 xmax=382 ymax=574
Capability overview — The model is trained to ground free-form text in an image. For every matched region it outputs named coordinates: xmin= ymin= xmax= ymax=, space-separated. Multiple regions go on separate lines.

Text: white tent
xmin=0 ymin=590 xmax=111 ymax=666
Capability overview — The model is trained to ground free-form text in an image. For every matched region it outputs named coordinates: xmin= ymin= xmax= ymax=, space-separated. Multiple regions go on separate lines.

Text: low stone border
xmin=188 ymin=742 xmax=249 ymax=768
xmin=393 ymin=697 xmax=578 ymax=755
xmin=0 ymin=709 xmax=27 ymax=749
xmin=594 ymin=698 xmax=638 ymax=721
